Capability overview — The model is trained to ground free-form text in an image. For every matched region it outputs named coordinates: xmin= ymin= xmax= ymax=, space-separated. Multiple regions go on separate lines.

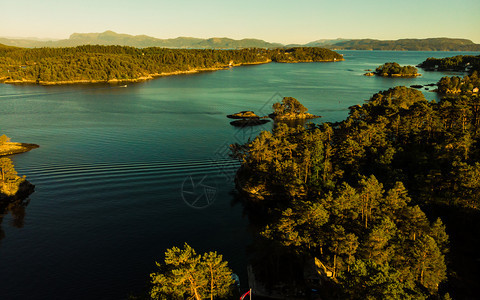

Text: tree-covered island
xmin=0 ymin=45 xmax=343 ymax=85
xmin=270 ymin=97 xmax=320 ymax=120
xmin=373 ymin=62 xmax=420 ymax=77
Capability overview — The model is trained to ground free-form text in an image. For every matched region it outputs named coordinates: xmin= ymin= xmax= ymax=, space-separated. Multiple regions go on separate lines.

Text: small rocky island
xmin=227 ymin=111 xmax=270 ymax=127
xmin=227 ymin=97 xmax=320 ymax=127
xmin=227 ymin=111 xmax=260 ymax=119
xmin=367 ymin=62 xmax=420 ymax=77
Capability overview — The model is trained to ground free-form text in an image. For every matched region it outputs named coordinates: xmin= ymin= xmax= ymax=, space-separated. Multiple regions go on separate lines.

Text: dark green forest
xmin=232 ymin=56 xmax=480 ymax=299
xmin=0 ymin=45 xmax=343 ymax=83
xmin=437 ymin=72 xmax=480 ymax=94
xmin=375 ymin=62 xmax=419 ymax=77
xmin=418 ymin=55 xmax=480 ymax=72
xmin=418 ymin=55 xmax=480 ymax=95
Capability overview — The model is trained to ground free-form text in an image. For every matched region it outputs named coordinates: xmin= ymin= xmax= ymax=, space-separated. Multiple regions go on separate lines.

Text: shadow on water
xmin=0 ymin=197 xmax=30 ymax=245
xmin=274 ymin=119 xmax=309 ymax=128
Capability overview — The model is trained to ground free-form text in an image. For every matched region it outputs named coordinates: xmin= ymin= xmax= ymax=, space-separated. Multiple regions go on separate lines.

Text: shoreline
xmin=0 ymin=143 xmax=39 ymax=157
xmin=0 ymin=59 xmax=346 ymax=86
xmin=378 ymin=73 xmax=422 ymax=77
xmin=270 ymin=113 xmax=321 ymax=120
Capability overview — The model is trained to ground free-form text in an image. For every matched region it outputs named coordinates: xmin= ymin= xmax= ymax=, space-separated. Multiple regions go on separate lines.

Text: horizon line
xmin=1 ymin=30 xmax=479 ymax=45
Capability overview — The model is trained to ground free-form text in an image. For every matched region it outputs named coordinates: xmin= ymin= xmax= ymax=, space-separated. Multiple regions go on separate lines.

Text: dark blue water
xmin=0 ymin=51 xmax=477 ymax=299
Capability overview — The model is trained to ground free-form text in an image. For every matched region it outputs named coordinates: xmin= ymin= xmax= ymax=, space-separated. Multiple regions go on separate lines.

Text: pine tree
xmin=150 ymin=243 xmax=233 ymax=300
xmin=412 ymin=235 xmax=447 ymax=292
xmin=0 ymin=157 xmax=21 ymax=196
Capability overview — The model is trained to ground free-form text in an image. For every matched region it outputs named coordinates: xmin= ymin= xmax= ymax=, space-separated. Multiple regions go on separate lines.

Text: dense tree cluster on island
xmin=375 ymin=62 xmax=419 ymax=77
xmin=0 ymin=44 xmax=343 ymax=84
xmin=271 ymin=97 xmax=319 ymax=120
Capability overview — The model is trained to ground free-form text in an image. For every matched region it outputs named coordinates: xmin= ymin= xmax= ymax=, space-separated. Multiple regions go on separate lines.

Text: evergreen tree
xmin=0 ymin=134 xmax=11 ymax=145
xmin=150 ymin=243 xmax=233 ymax=300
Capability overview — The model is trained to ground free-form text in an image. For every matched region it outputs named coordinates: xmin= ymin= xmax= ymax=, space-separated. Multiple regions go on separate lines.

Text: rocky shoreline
xmin=381 ymin=73 xmax=421 ymax=77
xmin=364 ymin=72 xmax=421 ymax=77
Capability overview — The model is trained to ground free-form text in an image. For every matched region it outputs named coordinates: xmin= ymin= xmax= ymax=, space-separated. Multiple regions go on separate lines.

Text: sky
xmin=1 ymin=0 xmax=479 ymax=44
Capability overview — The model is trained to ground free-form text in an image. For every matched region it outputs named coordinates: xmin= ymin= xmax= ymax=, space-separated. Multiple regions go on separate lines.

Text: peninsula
xmin=0 ymin=135 xmax=36 ymax=200
xmin=0 ymin=45 xmax=343 ymax=85
xmin=0 ymin=135 xmax=39 ymax=157
xmin=418 ymin=55 xmax=480 ymax=73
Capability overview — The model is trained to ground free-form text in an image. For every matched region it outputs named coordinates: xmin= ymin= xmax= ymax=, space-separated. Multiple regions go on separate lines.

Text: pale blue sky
xmin=1 ymin=0 xmax=479 ymax=43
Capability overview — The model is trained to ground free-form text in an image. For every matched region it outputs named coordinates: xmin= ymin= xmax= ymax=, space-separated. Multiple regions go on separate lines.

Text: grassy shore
xmin=0 ymin=142 xmax=39 ymax=156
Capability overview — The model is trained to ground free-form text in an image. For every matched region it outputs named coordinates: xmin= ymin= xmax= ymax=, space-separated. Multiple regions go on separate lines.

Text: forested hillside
xmin=0 ymin=45 xmax=343 ymax=84
xmin=233 ymin=61 xmax=480 ymax=297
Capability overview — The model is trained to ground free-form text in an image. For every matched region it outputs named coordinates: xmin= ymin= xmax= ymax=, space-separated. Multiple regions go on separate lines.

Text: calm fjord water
xmin=0 ymin=51 xmax=477 ymax=299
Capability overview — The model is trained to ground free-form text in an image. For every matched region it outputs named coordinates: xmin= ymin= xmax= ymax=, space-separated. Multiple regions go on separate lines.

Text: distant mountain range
xmin=330 ymin=38 xmax=480 ymax=51
xmin=0 ymin=31 xmax=283 ymax=49
xmin=286 ymin=38 xmax=350 ymax=48
xmin=1 ymin=31 xmax=479 ymax=51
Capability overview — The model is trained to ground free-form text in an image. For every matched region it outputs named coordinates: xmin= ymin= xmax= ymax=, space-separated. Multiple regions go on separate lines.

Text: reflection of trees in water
xmin=0 ymin=197 xmax=30 ymax=244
